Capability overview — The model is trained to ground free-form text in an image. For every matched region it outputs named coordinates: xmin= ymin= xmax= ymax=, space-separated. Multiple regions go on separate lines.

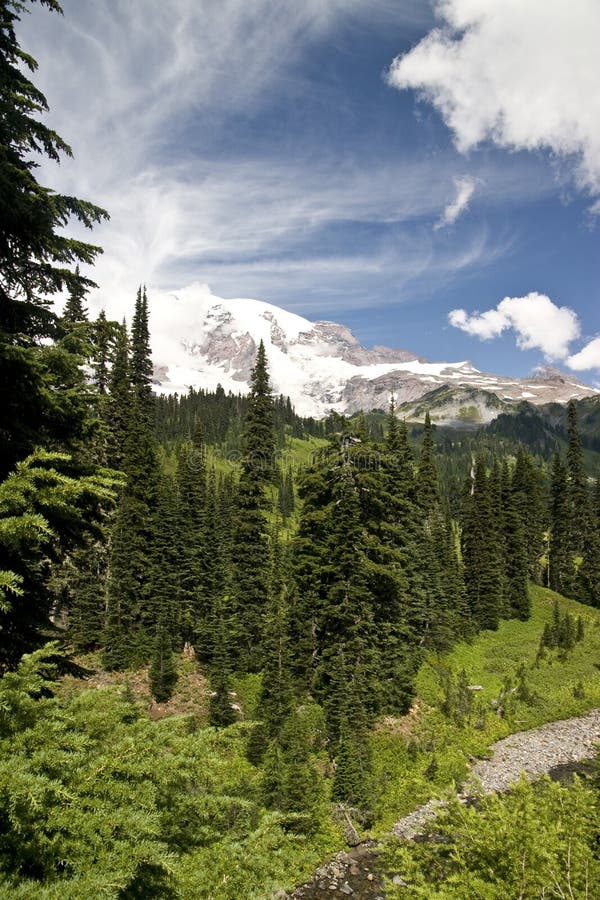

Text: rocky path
xmin=283 ymin=708 xmax=600 ymax=898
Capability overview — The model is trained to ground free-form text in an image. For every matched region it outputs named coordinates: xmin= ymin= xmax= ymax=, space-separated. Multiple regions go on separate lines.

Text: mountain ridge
xmin=152 ymin=283 xmax=597 ymax=418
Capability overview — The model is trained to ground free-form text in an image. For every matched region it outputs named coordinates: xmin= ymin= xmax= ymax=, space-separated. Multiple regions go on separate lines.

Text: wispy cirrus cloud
xmin=387 ymin=0 xmax=600 ymax=207
xmin=434 ymin=175 xmax=479 ymax=230
xmin=18 ymin=0 xmax=555 ymax=322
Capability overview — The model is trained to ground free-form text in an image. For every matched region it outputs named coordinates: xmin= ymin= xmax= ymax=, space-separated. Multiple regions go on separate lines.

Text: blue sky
xmin=20 ymin=0 xmax=600 ymax=380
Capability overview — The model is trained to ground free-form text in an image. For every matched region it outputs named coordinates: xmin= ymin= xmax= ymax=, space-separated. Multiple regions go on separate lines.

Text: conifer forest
xmin=2 ymin=3 xmax=600 ymax=898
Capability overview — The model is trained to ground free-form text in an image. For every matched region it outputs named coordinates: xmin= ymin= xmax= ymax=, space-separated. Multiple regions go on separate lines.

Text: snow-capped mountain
xmin=151 ymin=284 xmax=597 ymax=418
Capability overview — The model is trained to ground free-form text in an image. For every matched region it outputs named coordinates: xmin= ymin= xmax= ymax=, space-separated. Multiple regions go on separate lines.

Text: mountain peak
xmin=151 ymin=285 xmax=598 ymax=417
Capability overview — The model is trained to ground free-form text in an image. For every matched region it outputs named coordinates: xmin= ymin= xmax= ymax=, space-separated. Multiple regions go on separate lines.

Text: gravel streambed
xmin=284 ymin=709 xmax=600 ymax=897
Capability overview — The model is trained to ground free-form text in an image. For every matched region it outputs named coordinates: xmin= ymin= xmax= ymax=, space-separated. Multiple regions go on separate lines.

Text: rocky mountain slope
xmin=152 ymin=284 xmax=597 ymax=418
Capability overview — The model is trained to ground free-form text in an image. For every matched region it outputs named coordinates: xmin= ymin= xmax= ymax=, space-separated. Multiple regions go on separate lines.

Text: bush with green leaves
xmin=383 ymin=774 xmax=600 ymax=898
xmin=0 ymin=451 xmax=122 ymax=668
xmin=0 ymin=645 xmax=339 ymax=898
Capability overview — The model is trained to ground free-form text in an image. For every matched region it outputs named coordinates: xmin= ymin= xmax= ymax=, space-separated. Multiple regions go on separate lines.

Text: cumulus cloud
xmin=567 ymin=337 xmax=600 ymax=371
xmin=387 ymin=0 xmax=600 ymax=203
xmin=435 ymin=175 xmax=478 ymax=229
xmin=448 ymin=292 xmax=581 ymax=361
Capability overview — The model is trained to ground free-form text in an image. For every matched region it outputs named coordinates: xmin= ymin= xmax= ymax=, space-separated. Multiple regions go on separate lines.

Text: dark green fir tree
xmin=502 ymin=460 xmax=530 ymax=620
xmin=232 ymin=340 xmax=275 ymax=671
xmin=461 ymin=454 xmax=504 ymax=630
xmin=208 ymin=595 xmax=237 ymax=727
xmin=0 ymin=0 xmax=108 ymax=479
xmin=105 ymin=320 xmax=131 ymax=470
xmin=103 ymin=298 xmax=160 ymax=668
xmin=566 ymin=399 xmax=589 ymax=556
xmin=149 ymin=619 xmax=178 ymax=703
xmin=512 ymin=447 xmax=545 ymax=583
xmin=416 ymin=411 xmax=440 ymax=515
xmin=62 ymin=266 xmax=88 ymax=323
xmin=176 ymin=438 xmax=209 ymax=650
xmin=548 ymin=451 xmax=574 ymax=595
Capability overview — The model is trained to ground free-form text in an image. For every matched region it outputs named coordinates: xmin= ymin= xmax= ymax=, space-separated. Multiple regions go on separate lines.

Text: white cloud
xmin=387 ymin=0 xmax=600 ymax=203
xmin=448 ymin=292 xmax=581 ymax=361
xmin=435 ymin=175 xmax=478 ymax=229
xmin=567 ymin=337 xmax=600 ymax=371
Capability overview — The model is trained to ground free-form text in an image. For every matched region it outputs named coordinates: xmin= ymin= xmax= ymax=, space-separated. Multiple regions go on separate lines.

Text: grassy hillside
xmin=420 ymin=585 xmax=600 ymax=726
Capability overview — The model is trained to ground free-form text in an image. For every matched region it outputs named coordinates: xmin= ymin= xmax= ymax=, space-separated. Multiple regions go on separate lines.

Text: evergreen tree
xmin=502 ymin=461 xmax=530 ymax=620
xmin=262 ymin=706 xmax=324 ymax=833
xmin=103 ymin=299 xmax=160 ymax=668
xmin=91 ymin=310 xmax=117 ymax=397
xmin=566 ymin=399 xmax=589 ymax=556
xmin=149 ymin=620 xmax=178 ymax=703
xmin=548 ymin=452 xmax=574 ymax=594
xmin=0 ymin=451 xmax=120 ymax=667
xmin=232 ymin=340 xmax=275 ymax=671
xmin=416 ymin=412 xmax=439 ymax=514
xmin=354 ymin=410 xmax=369 ymax=442
xmin=148 ymin=473 xmax=182 ymax=644
xmin=461 ymin=455 xmax=504 ymax=630
xmin=208 ymin=595 xmax=237 ymax=727
xmin=385 ymin=396 xmax=414 ymax=487
xmin=204 ymin=468 xmax=235 ymax=613
xmin=575 ymin=475 xmax=600 ymax=607
xmin=67 ymin=538 xmax=111 ymax=652
xmin=277 ymin=466 xmax=295 ymax=521
xmin=248 ymin=582 xmax=293 ymax=762
xmin=0 ymin=0 xmax=108 ymax=478
xmin=105 ymin=320 xmax=131 ymax=470
xmin=241 ymin=339 xmax=276 ymax=482
xmin=425 ymin=504 xmax=469 ymax=647
xmin=314 ymin=453 xmax=375 ymax=713
xmin=62 ymin=266 xmax=88 ymax=323
xmin=512 ymin=447 xmax=545 ymax=583
xmin=130 ymin=286 xmax=153 ymax=423
xmin=176 ymin=439 xmax=209 ymax=650
xmin=330 ymin=658 xmax=374 ymax=811
xmin=292 ymin=431 xmax=421 ymax=728
xmin=490 ymin=458 xmax=509 ymax=617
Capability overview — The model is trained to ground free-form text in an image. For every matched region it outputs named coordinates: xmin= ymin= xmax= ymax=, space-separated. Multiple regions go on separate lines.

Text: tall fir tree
xmin=232 ymin=340 xmax=275 ymax=671
xmin=292 ymin=433 xmax=421 ymax=728
xmin=501 ymin=460 xmax=530 ymax=620
xmin=149 ymin=618 xmax=178 ymax=703
xmin=385 ymin=396 xmax=414 ymax=487
xmin=130 ymin=286 xmax=153 ymax=424
xmin=103 ymin=298 xmax=160 ymax=668
xmin=0 ymin=0 xmax=108 ymax=479
xmin=208 ymin=595 xmax=237 ymax=727
xmin=148 ymin=472 xmax=183 ymax=643
xmin=330 ymin=652 xmax=374 ymax=811
xmin=248 ymin=575 xmax=294 ymax=762
xmin=105 ymin=320 xmax=131 ymax=470
xmin=512 ymin=446 xmax=545 ymax=583
xmin=416 ymin=412 xmax=440 ymax=515
xmin=575 ymin=473 xmax=600 ymax=607
xmin=461 ymin=454 xmax=504 ymax=630
xmin=176 ymin=438 xmax=209 ymax=651
xmin=566 ymin=399 xmax=589 ymax=557
xmin=62 ymin=266 xmax=88 ymax=323
xmin=548 ymin=451 xmax=574 ymax=595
